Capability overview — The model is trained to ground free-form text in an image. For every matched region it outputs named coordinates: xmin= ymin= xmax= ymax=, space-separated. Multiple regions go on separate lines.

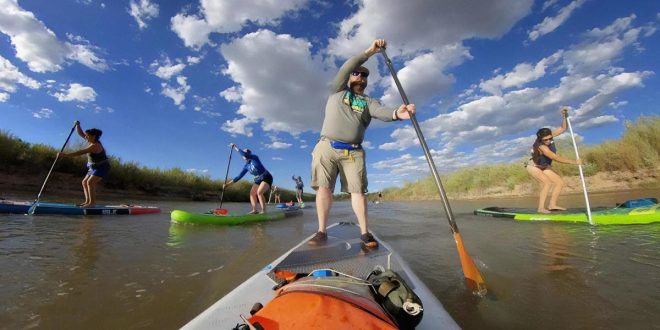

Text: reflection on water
xmin=0 ymin=192 xmax=659 ymax=329
xmin=73 ymin=218 xmax=99 ymax=274
xmin=540 ymin=226 xmax=574 ymax=272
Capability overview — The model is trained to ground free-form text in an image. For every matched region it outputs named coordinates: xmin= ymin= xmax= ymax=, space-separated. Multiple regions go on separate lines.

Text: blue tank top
xmin=87 ymin=144 xmax=108 ymax=164
xmin=535 ymin=142 xmax=556 ymax=167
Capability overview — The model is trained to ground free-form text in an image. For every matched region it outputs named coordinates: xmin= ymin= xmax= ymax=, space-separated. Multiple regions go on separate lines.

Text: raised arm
xmin=75 ymin=121 xmax=85 ymax=138
xmin=329 ymin=54 xmax=368 ymax=93
xmin=329 ymin=39 xmax=386 ymax=93
xmin=552 ymin=108 xmax=568 ymax=137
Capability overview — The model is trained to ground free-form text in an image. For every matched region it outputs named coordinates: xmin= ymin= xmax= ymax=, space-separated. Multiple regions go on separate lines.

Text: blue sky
xmin=1 ymin=0 xmax=658 ymax=193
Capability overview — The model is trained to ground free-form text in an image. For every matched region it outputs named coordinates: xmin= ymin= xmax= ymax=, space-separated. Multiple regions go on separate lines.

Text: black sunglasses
xmin=351 ymin=71 xmax=369 ymax=78
xmin=542 ymin=137 xmax=553 ymax=142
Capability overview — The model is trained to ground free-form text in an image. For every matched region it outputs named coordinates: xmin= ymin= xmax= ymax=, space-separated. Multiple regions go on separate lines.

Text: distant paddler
xmin=273 ymin=185 xmax=281 ymax=204
xmin=292 ymin=175 xmax=304 ymax=204
xmin=223 ymin=144 xmax=273 ymax=214
xmin=57 ymin=121 xmax=110 ymax=207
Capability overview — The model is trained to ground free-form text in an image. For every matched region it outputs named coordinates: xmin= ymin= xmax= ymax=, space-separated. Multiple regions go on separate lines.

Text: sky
xmin=1 ymin=0 xmax=659 ymax=193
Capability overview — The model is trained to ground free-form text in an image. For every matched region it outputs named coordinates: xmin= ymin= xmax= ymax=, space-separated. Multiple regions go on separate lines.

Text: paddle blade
xmin=27 ymin=202 xmax=37 ymax=215
xmin=453 ymin=232 xmax=487 ymax=297
xmin=213 ymin=208 xmax=228 ymax=215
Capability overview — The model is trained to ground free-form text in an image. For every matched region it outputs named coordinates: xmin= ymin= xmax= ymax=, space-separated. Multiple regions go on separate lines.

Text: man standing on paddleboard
xmin=309 ymin=39 xmax=415 ymax=248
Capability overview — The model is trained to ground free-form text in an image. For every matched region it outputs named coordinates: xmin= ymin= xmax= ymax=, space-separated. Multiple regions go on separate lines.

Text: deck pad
xmin=268 ymin=222 xmax=392 ymax=281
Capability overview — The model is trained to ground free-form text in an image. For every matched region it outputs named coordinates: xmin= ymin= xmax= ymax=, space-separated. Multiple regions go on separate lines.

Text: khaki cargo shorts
xmin=311 ymin=140 xmax=367 ymax=193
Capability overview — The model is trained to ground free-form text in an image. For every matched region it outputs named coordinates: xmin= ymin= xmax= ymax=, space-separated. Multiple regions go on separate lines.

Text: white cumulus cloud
xmin=528 ymin=0 xmax=587 ymax=41
xmin=480 ymin=51 xmax=563 ymax=95
xmin=222 ymin=117 xmax=257 ymax=137
xmin=267 ymin=141 xmax=292 ymax=149
xmin=375 ymin=15 xmax=655 ymax=176
xmin=575 ymin=115 xmax=618 ymax=128
xmin=128 ymin=0 xmax=159 ymax=30
xmin=0 ymin=0 xmax=108 ymax=72
xmin=53 ymin=83 xmax=97 ymax=102
xmin=150 ymin=58 xmax=186 ymax=80
xmin=327 ymin=0 xmax=532 ymax=58
xmin=0 ymin=55 xmax=41 ymax=101
xmin=171 ymin=0 xmax=308 ymax=49
xmin=161 ymin=76 xmax=190 ymax=106
xmin=32 ymin=108 xmax=53 ymax=119
xmin=219 ymin=30 xmax=330 ymax=136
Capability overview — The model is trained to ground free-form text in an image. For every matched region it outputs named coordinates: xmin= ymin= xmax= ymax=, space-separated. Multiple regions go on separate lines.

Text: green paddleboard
xmin=474 ymin=203 xmax=659 ymax=225
xmin=171 ymin=207 xmax=303 ymax=225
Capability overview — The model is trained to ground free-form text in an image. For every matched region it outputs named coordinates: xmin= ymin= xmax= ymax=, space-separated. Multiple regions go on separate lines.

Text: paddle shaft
xmin=566 ymin=116 xmax=593 ymax=224
xmin=218 ymin=146 xmax=234 ymax=209
xmin=381 ymin=51 xmax=458 ymax=232
xmin=381 ymin=50 xmax=486 ymax=296
xmin=31 ymin=123 xmax=77 ymax=210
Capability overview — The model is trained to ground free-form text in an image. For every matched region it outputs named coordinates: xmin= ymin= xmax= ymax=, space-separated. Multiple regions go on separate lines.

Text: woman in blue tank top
xmin=224 ymin=144 xmax=273 ymax=214
xmin=57 ymin=121 xmax=110 ymax=207
xmin=526 ymin=108 xmax=582 ymax=213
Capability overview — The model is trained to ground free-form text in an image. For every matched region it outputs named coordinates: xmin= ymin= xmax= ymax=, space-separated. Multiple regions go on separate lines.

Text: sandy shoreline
xmin=2 ymin=168 xmax=658 ymax=202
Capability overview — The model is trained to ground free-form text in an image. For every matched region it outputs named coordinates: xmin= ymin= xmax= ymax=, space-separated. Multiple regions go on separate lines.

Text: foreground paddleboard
xmin=0 ymin=199 xmax=160 ymax=215
xmin=170 ymin=207 xmax=302 ymax=225
xmin=182 ymin=222 xmax=459 ymax=329
xmin=474 ymin=204 xmax=660 ymax=225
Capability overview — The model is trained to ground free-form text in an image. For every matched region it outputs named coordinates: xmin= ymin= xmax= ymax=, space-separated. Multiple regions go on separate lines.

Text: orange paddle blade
xmin=454 ymin=232 xmax=487 ymax=297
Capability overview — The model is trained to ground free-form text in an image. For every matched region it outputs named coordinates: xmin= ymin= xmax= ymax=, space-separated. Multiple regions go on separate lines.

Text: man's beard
xmin=349 ymin=81 xmax=367 ymax=94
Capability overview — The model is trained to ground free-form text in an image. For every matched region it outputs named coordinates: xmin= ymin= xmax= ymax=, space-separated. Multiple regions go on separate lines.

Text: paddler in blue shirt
xmin=223 ymin=144 xmax=273 ymax=214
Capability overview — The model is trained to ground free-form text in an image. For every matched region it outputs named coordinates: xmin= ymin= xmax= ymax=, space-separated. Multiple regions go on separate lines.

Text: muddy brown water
xmin=1 ymin=189 xmax=659 ymax=329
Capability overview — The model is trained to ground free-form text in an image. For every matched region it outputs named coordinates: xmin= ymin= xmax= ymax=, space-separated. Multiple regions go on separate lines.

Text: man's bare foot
xmin=548 ymin=206 xmax=567 ymax=211
xmin=538 ymin=209 xmax=551 ymax=214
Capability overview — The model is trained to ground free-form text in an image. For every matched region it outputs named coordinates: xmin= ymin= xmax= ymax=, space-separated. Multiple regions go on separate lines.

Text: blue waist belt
xmin=330 ymin=140 xmax=361 ymax=150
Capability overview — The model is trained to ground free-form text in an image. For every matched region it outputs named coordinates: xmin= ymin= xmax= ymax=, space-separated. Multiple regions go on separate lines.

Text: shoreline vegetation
xmin=0 ymin=131 xmax=312 ymax=203
xmin=1 ymin=116 xmax=658 ymax=203
xmin=378 ymin=116 xmax=659 ymax=201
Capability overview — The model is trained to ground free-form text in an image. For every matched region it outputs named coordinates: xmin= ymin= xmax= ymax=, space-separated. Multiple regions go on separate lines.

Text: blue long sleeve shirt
xmin=233 ymin=149 xmax=268 ymax=182
xmin=292 ymin=175 xmax=304 ymax=189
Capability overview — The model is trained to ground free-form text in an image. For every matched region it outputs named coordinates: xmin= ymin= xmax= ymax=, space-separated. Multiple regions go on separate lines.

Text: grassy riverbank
xmin=2 ymin=116 xmax=657 ymax=202
xmin=0 ymin=131 xmax=311 ymax=202
xmin=381 ymin=116 xmax=660 ymax=200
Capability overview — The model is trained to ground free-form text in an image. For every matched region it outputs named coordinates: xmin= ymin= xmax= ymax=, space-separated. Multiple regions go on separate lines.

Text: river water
xmin=1 ymin=189 xmax=659 ymax=329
